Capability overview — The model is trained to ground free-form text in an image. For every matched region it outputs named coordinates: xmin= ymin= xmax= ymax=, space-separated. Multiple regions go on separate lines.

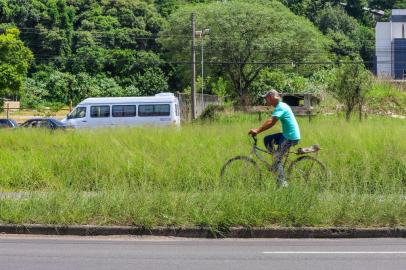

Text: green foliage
xmin=21 ymin=78 xmax=49 ymax=107
xmin=210 ymin=77 xmax=229 ymax=99
xmin=251 ymin=69 xmax=314 ymax=103
xmin=366 ymin=80 xmax=406 ymax=115
xmin=161 ymin=0 xmax=330 ymax=105
xmin=0 ymin=0 xmax=400 ymax=107
xmin=315 ymin=4 xmax=374 ymax=63
xmin=199 ymin=104 xmax=226 ymax=120
xmin=0 ymin=0 xmax=168 ymax=105
xmin=327 ymin=61 xmax=373 ymax=120
xmin=0 ymin=28 xmax=33 ymax=99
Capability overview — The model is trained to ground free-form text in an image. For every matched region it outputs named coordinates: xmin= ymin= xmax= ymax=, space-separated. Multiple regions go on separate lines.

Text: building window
xmin=138 ymin=104 xmax=170 ymax=117
xmin=91 ymin=106 xmax=110 ymax=118
xmin=112 ymin=105 xmax=137 ymax=117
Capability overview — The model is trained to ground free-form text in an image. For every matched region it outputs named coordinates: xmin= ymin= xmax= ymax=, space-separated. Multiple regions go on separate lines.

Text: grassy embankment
xmin=0 ymin=114 xmax=405 ymax=228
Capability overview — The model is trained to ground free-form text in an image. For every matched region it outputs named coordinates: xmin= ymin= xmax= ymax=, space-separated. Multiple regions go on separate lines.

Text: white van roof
xmin=79 ymin=93 xmax=178 ymax=105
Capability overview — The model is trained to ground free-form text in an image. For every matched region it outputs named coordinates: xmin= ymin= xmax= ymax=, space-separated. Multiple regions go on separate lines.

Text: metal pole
xmin=191 ymin=13 xmax=197 ymax=120
xmin=201 ymin=35 xmax=204 ymax=111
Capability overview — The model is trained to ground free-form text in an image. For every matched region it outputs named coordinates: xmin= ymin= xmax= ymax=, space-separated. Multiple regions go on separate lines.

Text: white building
xmin=375 ymin=9 xmax=406 ymax=79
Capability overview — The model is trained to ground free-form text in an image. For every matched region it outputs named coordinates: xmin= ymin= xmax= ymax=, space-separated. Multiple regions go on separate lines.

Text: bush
xmin=199 ymin=104 xmax=226 ymax=120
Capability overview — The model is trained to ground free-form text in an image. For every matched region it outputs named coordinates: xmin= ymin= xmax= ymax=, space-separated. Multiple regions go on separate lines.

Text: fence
xmin=176 ymin=93 xmax=224 ymax=121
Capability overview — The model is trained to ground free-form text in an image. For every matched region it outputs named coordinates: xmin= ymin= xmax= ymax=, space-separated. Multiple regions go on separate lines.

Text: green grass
xmin=0 ymin=114 xmax=406 ymax=227
xmin=367 ymin=80 xmax=406 ymax=116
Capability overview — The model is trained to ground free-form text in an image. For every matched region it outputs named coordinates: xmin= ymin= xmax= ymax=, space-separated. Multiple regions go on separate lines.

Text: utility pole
xmin=191 ymin=12 xmax=197 ymax=120
xmin=197 ymin=29 xmax=210 ymax=111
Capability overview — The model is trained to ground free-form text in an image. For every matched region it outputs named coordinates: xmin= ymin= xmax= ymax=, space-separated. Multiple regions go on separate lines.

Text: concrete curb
xmin=1 ymin=224 xmax=406 ymax=238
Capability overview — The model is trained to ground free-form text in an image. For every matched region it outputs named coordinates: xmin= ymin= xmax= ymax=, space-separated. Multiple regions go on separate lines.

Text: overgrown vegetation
xmin=0 ymin=115 xmax=406 ymax=227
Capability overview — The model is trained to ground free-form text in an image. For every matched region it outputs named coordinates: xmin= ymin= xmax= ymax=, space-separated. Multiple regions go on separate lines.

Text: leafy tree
xmin=327 ymin=61 xmax=372 ymax=121
xmin=315 ymin=4 xmax=374 ymax=64
xmin=251 ymin=68 xmax=311 ymax=103
xmin=369 ymin=0 xmax=406 ymax=10
xmin=71 ymin=46 xmax=107 ymax=74
xmin=3 ymin=0 xmax=75 ymax=59
xmin=160 ymin=0 xmax=330 ymax=105
xmin=21 ymin=77 xmax=48 ymax=107
xmin=210 ymin=77 xmax=229 ymax=99
xmin=45 ymin=71 xmax=77 ymax=104
xmin=132 ymin=67 xmax=169 ymax=96
xmin=0 ymin=28 xmax=33 ymax=99
xmin=316 ymin=4 xmax=358 ymax=34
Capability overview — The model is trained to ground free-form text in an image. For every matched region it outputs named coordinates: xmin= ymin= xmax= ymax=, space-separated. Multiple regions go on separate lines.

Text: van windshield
xmin=69 ymin=107 xmax=86 ymax=119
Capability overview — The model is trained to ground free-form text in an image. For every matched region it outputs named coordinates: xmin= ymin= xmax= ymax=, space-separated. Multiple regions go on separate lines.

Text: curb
xmin=1 ymin=224 xmax=406 ymax=238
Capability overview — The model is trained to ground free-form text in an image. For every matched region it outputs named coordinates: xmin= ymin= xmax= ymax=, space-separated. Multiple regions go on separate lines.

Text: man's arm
xmin=248 ymin=116 xmax=278 ymax=136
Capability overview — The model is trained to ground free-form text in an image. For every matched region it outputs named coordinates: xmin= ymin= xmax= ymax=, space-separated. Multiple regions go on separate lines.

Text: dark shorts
xmin=264 ymin=133 xmax=299 ymax=154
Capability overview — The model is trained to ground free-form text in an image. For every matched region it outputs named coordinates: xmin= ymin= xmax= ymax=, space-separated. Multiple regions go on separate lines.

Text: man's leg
xmin=263 ymin=133 xmax=284 ymax=153
xmin=275 ymin=140 xmax=298 ymax=186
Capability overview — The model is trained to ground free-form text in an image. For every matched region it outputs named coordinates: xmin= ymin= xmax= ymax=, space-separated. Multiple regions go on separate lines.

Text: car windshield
xmin=10 ymin=120 xmax=17 ymax=127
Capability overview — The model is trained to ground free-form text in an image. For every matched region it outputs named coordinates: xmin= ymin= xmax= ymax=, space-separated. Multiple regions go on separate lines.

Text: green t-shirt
xmin=271 ymin=101 xmax=301 ymax=141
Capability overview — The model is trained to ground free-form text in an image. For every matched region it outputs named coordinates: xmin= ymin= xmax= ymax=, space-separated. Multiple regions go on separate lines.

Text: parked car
xmin=0 ymin=119 xmax=18 ymax=129
xmin=61 ymin=92 xmax=181 ymax=128
xmin=20 ymin=118 xmax=67 ymax=130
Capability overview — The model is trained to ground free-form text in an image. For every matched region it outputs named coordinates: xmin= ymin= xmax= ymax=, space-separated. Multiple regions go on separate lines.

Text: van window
xmin=139 ymin=104 xmax=170 ymax=117
xmin=69 ymin=107 xmax=86 ymax=119
xmin=112 ymin=105 xmax=137 ymax=117
xmin=91 ymin=106 xmax=110 ymax=118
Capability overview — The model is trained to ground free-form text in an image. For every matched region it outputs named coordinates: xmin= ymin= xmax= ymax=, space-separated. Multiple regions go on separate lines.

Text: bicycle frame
xmin=249 ymin=136 xmax=291 ymax=172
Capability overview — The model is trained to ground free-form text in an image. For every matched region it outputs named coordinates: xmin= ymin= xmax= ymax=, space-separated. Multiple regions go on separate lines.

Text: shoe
xmin=279 ymin=181 xmax=289 ymax=188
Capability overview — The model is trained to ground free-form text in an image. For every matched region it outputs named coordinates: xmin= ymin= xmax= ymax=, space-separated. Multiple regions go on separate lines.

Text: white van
xmin=62 ymin=93 xmax=181 ymax=128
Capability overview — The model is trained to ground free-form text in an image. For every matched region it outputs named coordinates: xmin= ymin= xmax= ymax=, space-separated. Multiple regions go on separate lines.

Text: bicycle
xmin=220 ymin=135 xmax=327 ymax=189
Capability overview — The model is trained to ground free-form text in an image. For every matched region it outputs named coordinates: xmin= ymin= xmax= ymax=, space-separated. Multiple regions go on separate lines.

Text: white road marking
xmin=263 ymin=251 xmax=406 ymax=254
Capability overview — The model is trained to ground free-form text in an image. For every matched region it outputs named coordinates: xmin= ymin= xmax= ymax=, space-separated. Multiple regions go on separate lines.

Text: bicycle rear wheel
xmin=220 ymin=156 xmax=262 ymax=189
xmin=287 ymin=155 xmax=327 ymax=189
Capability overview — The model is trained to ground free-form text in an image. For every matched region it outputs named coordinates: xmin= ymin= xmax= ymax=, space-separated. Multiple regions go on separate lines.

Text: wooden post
xmin=6 ymin=103 xmax=9 ymax=119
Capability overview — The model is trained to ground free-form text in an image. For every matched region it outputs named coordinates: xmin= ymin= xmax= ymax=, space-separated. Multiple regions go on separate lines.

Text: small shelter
xmin=280 ymin=93 xmax=321 ymax=116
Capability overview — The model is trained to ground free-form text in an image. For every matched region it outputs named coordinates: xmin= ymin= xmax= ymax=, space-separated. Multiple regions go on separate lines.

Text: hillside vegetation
xmin=0 ymin=0 xmax=404 ymax=109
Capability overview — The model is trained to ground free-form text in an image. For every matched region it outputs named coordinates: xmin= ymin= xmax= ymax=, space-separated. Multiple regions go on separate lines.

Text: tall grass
xmin=0 ymin=115 xmax=405 ymax=227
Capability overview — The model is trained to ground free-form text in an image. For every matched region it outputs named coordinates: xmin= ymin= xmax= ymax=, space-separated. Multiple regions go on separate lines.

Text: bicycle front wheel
xmin=220 ymin=156 xmax=262 ymax=189
xmin=287 ymin=155 xmax=327 ymax=189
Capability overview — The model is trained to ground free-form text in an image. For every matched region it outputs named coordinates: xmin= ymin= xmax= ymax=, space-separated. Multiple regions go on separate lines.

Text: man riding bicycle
xmin=248 ymin=89 xmax=301 ymax=187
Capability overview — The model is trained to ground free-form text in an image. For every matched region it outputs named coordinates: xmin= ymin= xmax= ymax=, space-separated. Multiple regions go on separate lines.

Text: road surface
xmin=0 ymin=235 xmax=405 ymax=270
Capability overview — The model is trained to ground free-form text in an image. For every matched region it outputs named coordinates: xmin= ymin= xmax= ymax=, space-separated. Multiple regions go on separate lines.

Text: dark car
xmin=20 ymin=118 xmax=67 ymax=130
xmin=0 ymin=119 xmax=18 ymax=129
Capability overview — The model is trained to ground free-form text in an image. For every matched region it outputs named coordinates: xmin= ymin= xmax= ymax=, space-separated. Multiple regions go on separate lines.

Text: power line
xmin=30 ymin=57 xmax=397 ymax=66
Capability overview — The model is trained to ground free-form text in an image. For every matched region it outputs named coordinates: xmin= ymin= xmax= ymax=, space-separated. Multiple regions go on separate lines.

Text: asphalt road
xmin=1 ymin=235 xmax=406 ymax=270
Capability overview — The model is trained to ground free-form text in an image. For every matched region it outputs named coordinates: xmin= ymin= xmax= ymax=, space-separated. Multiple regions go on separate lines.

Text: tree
xmin=315 ymin=4 xmax=374 ymax=64
xmin=328 ymin=61 xmax=372 ymax=121
xmin=0 ymin=28 xmax=33 ymax=99
xmin=160 ymin=0 xmax=330 ymax=105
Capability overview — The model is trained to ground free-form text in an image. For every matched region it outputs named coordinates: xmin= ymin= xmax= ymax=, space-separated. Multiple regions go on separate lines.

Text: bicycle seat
xmin=296 ymin=144 xmax=320 ymax=154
